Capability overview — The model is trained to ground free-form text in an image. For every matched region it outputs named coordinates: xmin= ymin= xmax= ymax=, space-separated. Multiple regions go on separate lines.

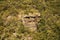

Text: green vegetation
xmin=0 ymin=0 xmax=60 ymax=40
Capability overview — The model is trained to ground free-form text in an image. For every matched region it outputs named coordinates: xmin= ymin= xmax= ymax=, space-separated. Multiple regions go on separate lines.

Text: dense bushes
xmin=0 ymin=0 xmax=60 ymax=40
